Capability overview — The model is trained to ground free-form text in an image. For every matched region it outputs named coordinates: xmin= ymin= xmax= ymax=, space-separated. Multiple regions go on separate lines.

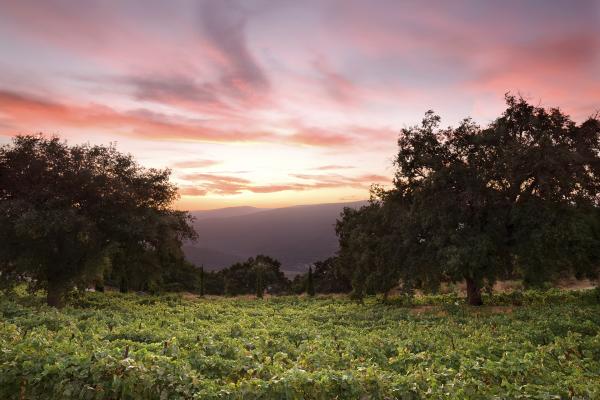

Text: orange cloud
xmin=287 ymin=127 xmax=356 ymax=147
xmin=178 ymin=171 xmax=391 ymax=197
xmin=179 ymin=173 xmax=252 ymax=195
xmin=292 ymin=173 xmax=390 ymax=185
xmin=172 ymin=160 xmax=221 ymax=169
xmin=179 ymin=187 xmax=209 ymax=196
xmin=312 ymin=165 xmax=355 ymax=170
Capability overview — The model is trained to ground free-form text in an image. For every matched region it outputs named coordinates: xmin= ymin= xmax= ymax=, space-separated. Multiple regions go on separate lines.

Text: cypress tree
xmin=255 ymin=267 xmax=264 ymax=299
xmin=94 ymin=281 xmax=105 ymax=292
xmin=119 ymin=276 xmax=129 ymax=293
xmin=94 ymin=274 xmax=105 ymax=292
xmin=307 ymin=266 xmax=315 ymax=297
xmin=199 ymin=265 xmax=205 ymax=297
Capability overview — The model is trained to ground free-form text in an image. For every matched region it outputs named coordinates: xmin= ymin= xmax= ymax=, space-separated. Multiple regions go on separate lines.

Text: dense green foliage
xmin=0 ymin=136 xmax=196 ymax=307
xmin=185 ymin=256 xmax=348 ymax=297
xmin=289 ymin=257 xmax=351 ymax=296
xmin=217 ymin=255 xmax=289 ymax=296
xmin=337 ymin=96 xmax=600 ymax=304
xmin=311 ymin=257 xmax=352 ymax=294
xmin=1 ymin=289 xmax=599 ymax=399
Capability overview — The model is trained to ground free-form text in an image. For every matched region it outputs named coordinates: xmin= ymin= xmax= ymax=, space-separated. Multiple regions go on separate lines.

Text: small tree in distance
xmin=255 ymin=261 xmax=264 ymax=299
xmin=306 ymin=266 xmax=315 ymax=297
xmin=199 ymin=265 xmax=205 ymax=297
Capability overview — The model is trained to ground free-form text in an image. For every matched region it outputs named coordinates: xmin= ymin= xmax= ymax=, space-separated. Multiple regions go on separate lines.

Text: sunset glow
xmin=1 ymin=0 xmax=599 ymax=209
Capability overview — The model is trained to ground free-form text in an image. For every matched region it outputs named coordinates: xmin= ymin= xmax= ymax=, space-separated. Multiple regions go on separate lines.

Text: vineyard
xmin=1 ymin=289 xmax=599 ymax=399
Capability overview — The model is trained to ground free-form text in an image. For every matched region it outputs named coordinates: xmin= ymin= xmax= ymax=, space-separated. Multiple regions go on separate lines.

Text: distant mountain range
xmin=183 ymin=201 xmax=367 ymax=275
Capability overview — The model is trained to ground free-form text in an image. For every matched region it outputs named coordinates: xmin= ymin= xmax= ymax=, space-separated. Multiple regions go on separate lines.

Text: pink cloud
xmin=313 ymin=56 xmax=362 ymax=106
xmin=172 ymin=160 xmax=221 ymax=169
xmin=0 ymin=1 xmax=273 ymax=112
xmin=180 ymin=173 xmax=251 ymax=184
xmin=199 ymin=2 xmax=270 ymax=102
xmin=177 ymin=171 xmax=391 ymax=197
xmin=0 ymin=90 xmax=376 ymax=147
xmin=292 ymin=173 xmax=390 ymax=185
xmin=2 ymin=0 xmax=599 ymax=210
xmin=312 ymin=165 xmax=355 ymax=170
xmin=179 ymin=187 xmax=209 ymax=196
xmin=0 ymin=1 xmax=199 ymax=76
xmin=0 ymin=90 xmax=272 ymax=143
xmin=287 ymin=127 xmax=356 ymax=147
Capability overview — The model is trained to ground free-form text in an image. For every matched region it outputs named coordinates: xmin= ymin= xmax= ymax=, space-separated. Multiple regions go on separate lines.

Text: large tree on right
xmin=397 ymin=95 xmax=600 ymax=304
xmin=339 ymin=95 xmax=600 ymax=305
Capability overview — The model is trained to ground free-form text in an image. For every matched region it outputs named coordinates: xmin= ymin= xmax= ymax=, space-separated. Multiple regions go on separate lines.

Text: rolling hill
xmin=183 ymin=201 xmax=367 ymax=274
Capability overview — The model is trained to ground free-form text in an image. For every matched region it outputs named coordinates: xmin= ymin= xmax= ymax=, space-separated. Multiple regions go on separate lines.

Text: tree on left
xmin=0 ymin=135 xmax=197 ymax=307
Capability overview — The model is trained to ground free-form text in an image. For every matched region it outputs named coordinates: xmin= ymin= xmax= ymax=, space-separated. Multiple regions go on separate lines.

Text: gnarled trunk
xmin=47 ymin=278 xmax=66 ymax=308
xmin=119 ymin=276 xmax=129 ymax=293
xmin=94 ymin=280 xmax=105 ymax=292
xmin=466 ymin=277 xmax=483 ymax=306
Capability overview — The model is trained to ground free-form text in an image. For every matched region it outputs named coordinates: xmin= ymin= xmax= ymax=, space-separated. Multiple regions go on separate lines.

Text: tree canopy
xmin=221 ymin=255 xmax=289 ymax=296
xmin=0 ymin=135 xmax=196 ymax=306
xmin=336 ymin=96 xmax=600 ymax=304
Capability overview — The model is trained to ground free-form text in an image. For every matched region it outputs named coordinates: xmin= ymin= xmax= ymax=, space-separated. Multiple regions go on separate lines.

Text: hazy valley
xmin=184 ymin=201 xmax=367 ymax=274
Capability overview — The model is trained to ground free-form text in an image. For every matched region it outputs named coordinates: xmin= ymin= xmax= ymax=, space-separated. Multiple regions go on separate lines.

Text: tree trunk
xmin=199 ymin=266 xmax=205 ymax=297
xmin=466 ymin=277 xmax=483 ymax=306
xmin=119 ymin=276 xmax=129 ymax=293
xmin=94 ymin=280 xmax=105 ymax=292
xmin=47 ymin=278 xmax=65 ymax=308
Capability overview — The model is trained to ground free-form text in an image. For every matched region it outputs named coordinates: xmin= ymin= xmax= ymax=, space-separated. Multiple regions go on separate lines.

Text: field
xmin=1 ymin=289 xmax=600 ymax=399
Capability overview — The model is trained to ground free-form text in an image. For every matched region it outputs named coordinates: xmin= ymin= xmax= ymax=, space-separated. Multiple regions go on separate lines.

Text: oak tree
xmin=0 ymin=135 xmax=196 ymax=306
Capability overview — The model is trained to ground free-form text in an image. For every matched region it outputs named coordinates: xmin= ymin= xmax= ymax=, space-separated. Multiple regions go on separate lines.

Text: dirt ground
xmin=437 ymin=278 xmax=597 ymax=295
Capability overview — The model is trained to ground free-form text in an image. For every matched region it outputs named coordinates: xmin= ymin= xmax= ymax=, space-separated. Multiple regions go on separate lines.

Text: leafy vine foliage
xmin=337 ymin=96 xmax=600 ymax=304
xmin=1 ymin=290 xmax=599 ymax=399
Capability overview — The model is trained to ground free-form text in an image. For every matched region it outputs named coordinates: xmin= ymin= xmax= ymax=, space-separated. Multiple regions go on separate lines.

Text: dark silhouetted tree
xmin=290 ymin=257 xmax=352 ymax=295
xmin=199 ymin=265 xmax=205 ymax=297
xmin=222 ymin=255 xmax=288 ymax=296
xmin=0 ymin=135 xmax=196 ymax=306
xmin=312 ymin=257 xmax=352 ymax=294
xmin=336 ymin=194 xmax=403 ymax=300
xmin=255 ymin=262 xmax=264 ymax=299
xmin=336 ymin=95 xmax=600 ymax=305
xmin=306 ymin=266 xmax=315 ymax=297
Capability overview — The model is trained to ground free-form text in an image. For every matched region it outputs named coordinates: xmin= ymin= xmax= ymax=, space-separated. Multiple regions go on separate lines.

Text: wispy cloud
xmin=179 ymin=171 xmax=391 ymax=196
xmin=198 ymin=1 xmax=270 ymax=102
xmin=0 ymin=90 xmax=371 ymax=147
xmin=286 ymin=126 xmax=356 ymax=147
xmin=179 ymin=186 xmax=209 ymax=196
xmin=1 ymin=0 xmax=599 ymax=207
xmin=312 ymin=165 xmax=355 ymax=170
xmin=313 ymin=56 xmax=362 ymax=106
xmin=0 ymin=90 xmax=271 ymax=143
xmin=172 ymin=159 xmax=221 ymax=169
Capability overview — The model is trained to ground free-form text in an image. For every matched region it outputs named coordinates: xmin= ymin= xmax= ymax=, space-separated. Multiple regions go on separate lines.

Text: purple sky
xmin=1 ymin=0 xmax=599 ymax=209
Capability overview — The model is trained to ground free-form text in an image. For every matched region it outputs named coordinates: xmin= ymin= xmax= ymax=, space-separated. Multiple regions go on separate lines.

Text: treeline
xmin=0 ymin=134 xmax=350 ymax=306
xmin=335 ymin=95 xmax=600 ymax=304
xmin=0 ymin=136 xmax=196 ymax=307
xmin=2 ymin=95 xmax=600 ymax=307
xmin=149 ymin=255 xmax=351 ymax=297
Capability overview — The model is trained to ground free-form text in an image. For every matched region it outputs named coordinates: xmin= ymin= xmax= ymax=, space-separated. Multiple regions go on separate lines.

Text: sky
xmin=0 ymin=0 xmax=599 ymax=210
